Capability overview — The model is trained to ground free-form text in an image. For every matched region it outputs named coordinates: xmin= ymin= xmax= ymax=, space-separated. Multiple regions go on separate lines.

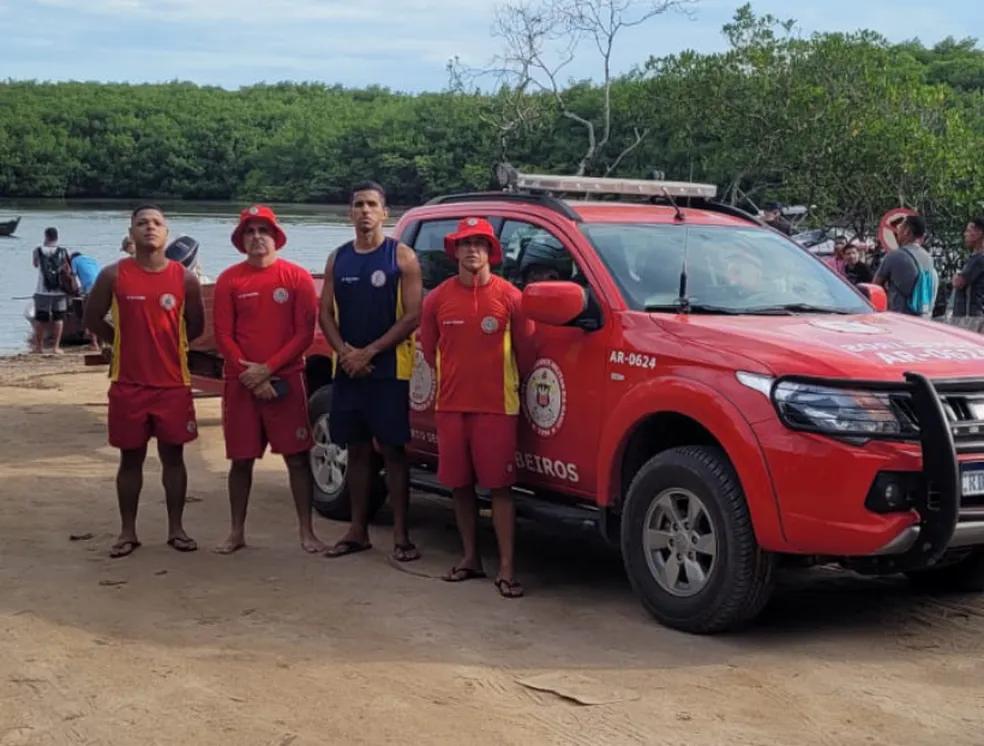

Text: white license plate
xmin=962 ymin=469 xmax=984 ymax=496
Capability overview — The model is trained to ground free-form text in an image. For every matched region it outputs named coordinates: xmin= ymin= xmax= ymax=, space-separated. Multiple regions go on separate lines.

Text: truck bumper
xmin=758 ymin=373 xmax=984 ymax=570
xmin=873 ymin=520 xmax=984 ymax=555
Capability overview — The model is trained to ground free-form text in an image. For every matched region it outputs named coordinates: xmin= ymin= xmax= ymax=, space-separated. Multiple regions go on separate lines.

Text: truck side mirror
xmin=856 ymin=283 xmax=887 ymax=313
xmin=522 ymin=281 xmax=588 ymax=326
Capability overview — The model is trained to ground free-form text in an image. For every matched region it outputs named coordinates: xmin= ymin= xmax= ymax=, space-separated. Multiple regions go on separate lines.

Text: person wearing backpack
xmin=31 ymin=226 xmax=72 ymax=354
xmin=873 ymin=215 xmax=938 ymax=318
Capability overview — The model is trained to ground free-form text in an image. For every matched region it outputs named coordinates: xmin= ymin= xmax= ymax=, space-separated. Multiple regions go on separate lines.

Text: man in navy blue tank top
xmin=319 ymin=181 xmax=423 ymax=562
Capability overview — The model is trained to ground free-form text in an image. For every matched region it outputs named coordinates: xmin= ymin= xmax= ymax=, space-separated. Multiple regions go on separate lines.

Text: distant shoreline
xmin=0 ymin=199 xmax=406 ymax=219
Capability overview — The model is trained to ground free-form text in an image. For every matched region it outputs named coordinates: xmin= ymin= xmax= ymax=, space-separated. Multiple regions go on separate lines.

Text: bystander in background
xmin=843 ymin=243 xmax=873 ymax=285
xmin=761 ymin=202 xmax=794 ymax=236
xmin=873 ymin=215 xmax=938 ymax=317
xmin=825 ymin=236 xmax=848 ymax=275
xmin=949 ymin=217 xmax=984 ymax=328
xmin=31 ymin=227 xmax=71 ymax=354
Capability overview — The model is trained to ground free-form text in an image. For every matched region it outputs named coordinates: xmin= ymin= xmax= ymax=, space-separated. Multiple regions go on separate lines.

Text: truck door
xmin=499 ymin=219 xmax=607 ymax=501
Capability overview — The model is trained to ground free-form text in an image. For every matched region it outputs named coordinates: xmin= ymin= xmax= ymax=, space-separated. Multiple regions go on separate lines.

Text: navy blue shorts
xmin=329 ymin=377 xmax=410 ymax=448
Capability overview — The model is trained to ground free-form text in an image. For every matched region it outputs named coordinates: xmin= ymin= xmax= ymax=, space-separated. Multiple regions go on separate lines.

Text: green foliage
xmin=896 ymin=36 xmax=984 ymax=91
xmin=0 ymin=4 xmax=980 ymax=275
xmin=0 ymin=81 xmax=499 ymax=204
xmin=632 ymin=6 xmax=983 ymax=274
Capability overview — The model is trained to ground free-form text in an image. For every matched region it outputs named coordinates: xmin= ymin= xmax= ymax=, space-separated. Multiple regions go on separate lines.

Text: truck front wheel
xmin=621 ymin=446 xmax=775 ymax=634
xmin=308 ymin=386 xmax=386 ymax=522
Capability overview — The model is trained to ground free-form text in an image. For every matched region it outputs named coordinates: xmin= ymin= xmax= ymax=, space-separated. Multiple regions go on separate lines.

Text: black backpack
xmin=37 ymin=246 xmax=69 ymax=292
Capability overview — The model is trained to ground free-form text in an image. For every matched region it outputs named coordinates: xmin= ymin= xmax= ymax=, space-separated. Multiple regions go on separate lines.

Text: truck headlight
xmin=772 ymin=380 xmax=918 ymax=438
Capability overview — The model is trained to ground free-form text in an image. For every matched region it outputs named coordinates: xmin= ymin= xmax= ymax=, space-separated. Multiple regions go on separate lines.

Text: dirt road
xmin=1 ymin=354 xmax=983 ymax=745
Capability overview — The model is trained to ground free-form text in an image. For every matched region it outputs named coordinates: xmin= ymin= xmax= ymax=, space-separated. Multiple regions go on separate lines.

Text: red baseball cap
xmin=231 ymin=204 xmax=287 ymax=253
xmin=444 ymin=217 xmax=503 ymax=266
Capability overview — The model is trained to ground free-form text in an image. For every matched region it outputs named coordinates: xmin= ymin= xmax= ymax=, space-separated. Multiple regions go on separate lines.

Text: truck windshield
xmin=581 ymin=223 xmax=872 ymax=315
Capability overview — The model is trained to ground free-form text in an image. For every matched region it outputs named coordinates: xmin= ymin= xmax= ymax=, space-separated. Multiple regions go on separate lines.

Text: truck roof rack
xmin=510 ymin=171 xmax=717 ymax=200
xmin=425 ymin=191 xmax=583 ymax=222
xmin=426 ymin=169 xmax=760 ymax=227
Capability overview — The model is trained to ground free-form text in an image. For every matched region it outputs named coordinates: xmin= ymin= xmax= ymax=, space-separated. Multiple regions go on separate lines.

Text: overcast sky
xmin=1 ymin=0 xmax=979 ymax=91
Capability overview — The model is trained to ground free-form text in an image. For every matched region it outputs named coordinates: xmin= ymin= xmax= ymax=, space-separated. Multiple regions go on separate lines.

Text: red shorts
xmin=107 ymin=383 xmax=197 ymax=450
xmin=222 ymin=371 xmax=313 ymax=460
xmin=435 ymin=412 xmax=518 ymax=490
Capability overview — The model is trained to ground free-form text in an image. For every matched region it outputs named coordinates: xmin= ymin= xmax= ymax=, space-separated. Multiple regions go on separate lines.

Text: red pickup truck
xmin=191 ymin=173 xmax=984 ymax=633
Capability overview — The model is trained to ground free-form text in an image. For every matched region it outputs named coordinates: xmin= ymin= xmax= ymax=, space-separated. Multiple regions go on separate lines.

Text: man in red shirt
xmin=419 ymin=217 xmax=535 ymax=598
xmin=212 ymin=205 xmax=325 ymax=555
xmin=83 ymin=205 xmax=205 ymax=558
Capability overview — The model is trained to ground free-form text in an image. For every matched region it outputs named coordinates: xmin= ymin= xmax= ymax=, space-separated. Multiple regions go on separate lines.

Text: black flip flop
xmin=167 ymin=537 xmax=198 ymax=553
xmin=392 ymin=542 xmax=421 ymax=563
xmin=324 ymin=540 xmax=372 ymax=558
xmin=109 ymin=540 xmax=141 ymax=558
xmin=494 ymin=577 xmax=525 ymax=598
xmin=443 ymin=566 xmax=487 ymax=582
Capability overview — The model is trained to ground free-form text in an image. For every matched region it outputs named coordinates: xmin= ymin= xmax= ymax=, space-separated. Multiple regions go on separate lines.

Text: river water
xmin=0 ymin=201 xmax=365 ymax=355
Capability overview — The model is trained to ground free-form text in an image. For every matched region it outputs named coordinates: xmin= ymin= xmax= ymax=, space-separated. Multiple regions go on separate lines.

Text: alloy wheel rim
xmin=310 ymin=414 xmax=347 ymax=495
xmin=642 ymin=487 xmax=717 ymax=597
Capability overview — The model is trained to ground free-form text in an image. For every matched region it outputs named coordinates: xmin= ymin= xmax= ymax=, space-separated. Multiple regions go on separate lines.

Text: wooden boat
xmin=23 ymin=297 xmax=88 ymax=346
xmin=0 ymin=217 xmax=20 ymax=236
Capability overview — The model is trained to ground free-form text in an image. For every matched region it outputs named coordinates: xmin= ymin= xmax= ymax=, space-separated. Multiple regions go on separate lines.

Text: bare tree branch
xmin=459 ymin=0 xmax=697 ymax=175
xmin=604 ymin=126 xmax=650 ymax=175
xmin=562 ymin=1 xmax=693 ymax=166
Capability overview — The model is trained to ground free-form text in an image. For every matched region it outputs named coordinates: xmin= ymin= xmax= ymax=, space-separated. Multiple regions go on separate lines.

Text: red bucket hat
xmin=443 ymin=217 xmax=503 ymax=267
xmin=231 ymin=204 xmax=287 ymax=253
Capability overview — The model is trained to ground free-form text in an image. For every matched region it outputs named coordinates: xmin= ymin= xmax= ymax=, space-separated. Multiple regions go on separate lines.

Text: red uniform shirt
xmin=419 ymin=274 xmax=535 ymax=415
xmin=213 ymin=258 xmax=317 ymax=379
xmin=110 ymin=258 xmax=190 ymax=388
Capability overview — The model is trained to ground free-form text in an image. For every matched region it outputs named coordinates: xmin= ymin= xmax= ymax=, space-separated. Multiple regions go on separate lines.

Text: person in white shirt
xmin=32 ymin=226 xmax=70 ymax=354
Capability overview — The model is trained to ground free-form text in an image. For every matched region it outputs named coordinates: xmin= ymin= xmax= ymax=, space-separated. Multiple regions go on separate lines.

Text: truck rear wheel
xmin=621 ymin=446 xmax=775 ymax=634
xmin=308 ymin=385 xmax=386 ymax=522
xmin=905 ymin=548 xmax=984 ymax=592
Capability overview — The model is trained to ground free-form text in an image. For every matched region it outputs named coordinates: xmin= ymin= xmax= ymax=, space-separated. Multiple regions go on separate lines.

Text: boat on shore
xmin=23 ymin=297 xmax=88 ymax=346
xmin=0 ymin=217 xmax=21 ymax=237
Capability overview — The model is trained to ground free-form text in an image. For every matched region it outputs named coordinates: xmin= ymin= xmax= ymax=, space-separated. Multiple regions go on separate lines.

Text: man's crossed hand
xmin=239 ymin=359 xmax=277 ymax=400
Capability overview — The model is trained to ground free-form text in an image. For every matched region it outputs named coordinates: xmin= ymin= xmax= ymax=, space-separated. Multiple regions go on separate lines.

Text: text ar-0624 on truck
xmin=191 ymin=171 xmax=984 ymax=633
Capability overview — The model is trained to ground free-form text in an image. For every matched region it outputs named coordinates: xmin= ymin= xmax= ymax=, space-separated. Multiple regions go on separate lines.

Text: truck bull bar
xmin=774 ymin=373 xmax=984 ymax=570
xmin=900 ymin=373 xmax=960 ymax=568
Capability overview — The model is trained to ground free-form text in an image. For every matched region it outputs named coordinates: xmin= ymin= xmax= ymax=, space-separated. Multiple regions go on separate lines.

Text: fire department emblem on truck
xmin=810 ymin=319 xmax=882 ymax=335
xmin=523 ymin=358 xmax=567 ymax=437
xmin=409 ymin=348 xmax=436 ymax=412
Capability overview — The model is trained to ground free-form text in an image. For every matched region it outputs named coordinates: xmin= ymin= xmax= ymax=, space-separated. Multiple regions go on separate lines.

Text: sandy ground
xmin=2 ymin=353 xmax=984 ymax=745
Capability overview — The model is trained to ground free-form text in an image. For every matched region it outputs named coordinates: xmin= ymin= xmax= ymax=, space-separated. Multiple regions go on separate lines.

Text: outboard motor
xmin=165 ymin=235 xmax=200 ymax=269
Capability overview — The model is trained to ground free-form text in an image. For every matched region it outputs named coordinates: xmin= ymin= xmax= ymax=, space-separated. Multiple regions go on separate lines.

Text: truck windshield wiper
xmin=646 ymin=302 xmax=855 ymax=316
xmin=744 ymin=303 xmax=854 ymax=315
xmin=645 ymin=303 xmax=746 ymax=315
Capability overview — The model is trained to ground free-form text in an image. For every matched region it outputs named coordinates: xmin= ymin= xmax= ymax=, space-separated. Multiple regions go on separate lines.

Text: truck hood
xmin=660 ymin=312 xmax=984 ymax=381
